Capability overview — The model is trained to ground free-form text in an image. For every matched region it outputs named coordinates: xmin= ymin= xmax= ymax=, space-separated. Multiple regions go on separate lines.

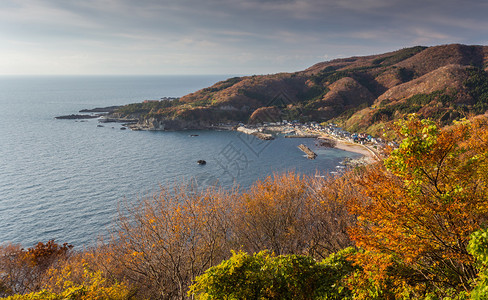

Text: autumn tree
xmin=0 ymin=240 xmax=72 ymax=297
xmin=111 ymin=184 xmax=237 ymax=300
xmin=107 ymin=172 xmax=357 ymax=299
xmin=347 ymin=114 xmax=488 ymax=297
xmin=0 ymin=244 xmax=26 ymax=297
xmin=233 ymin=172 xmax=355 ymax=258
xmin=1 ymin=267 xmax=131 ymax=300
xmin=306 ymin=173 xmax=361 ymax=258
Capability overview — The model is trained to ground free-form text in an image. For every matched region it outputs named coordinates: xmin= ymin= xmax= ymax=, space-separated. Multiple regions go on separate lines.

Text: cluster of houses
xmin=142 ymin=97 xmax=178 ymax=103
xmin=249 ymin=120 xmax=388 ymax=147
xmin=322 ymin=123 xmax=397 ymax=148
xmin=323 ymin=124 xmax=377 ymax=144
xmin=222 ymin=119 xmax=397 ymax=150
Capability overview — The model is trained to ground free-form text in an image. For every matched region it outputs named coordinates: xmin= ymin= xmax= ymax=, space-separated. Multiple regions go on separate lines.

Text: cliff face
xmin=116 ymin=44 xmax=488 ymax=134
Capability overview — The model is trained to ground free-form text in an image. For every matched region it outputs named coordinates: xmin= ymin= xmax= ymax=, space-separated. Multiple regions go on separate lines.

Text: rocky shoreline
xmin=55 ymin=114 xmax=99 ymax=120
xmin=57 ymin=105 xmax=381 ymax=164
xmin=55 ymin=105 xmax=120 ymax=120
xmin=79 ymin=106 xmax=121 ymax=113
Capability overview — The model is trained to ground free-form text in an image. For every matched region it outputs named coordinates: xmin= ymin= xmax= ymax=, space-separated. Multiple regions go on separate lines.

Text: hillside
xmin=114 ymin=44 xmax=488 ymax=134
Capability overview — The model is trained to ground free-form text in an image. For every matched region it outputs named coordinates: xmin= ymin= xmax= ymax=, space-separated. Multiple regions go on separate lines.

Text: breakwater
xmin=236 ymin=126 xmax=274 ymax=140
xmin=298 ymin=144 xmax=317 ymax=159
xmin=284 ymin=134 xmax=319 ymax=138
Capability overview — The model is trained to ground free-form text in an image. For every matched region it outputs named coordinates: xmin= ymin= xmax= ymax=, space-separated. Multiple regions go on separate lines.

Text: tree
xmin=108 ymin=173 xmax=357 ymax=299
xmin=468 ymin=227 xmax=488 ymax=299
xmin=233 ymin=172 xmax=355 ymax=258
xmin=0 ymin=240 xmax=72 ymax=297
xmin=189 ymin=248 xmax=356 ymax=300
xmin=347 ymin=114 xmax=488 ymax=297
xmin=111 ymin=184 xmax=237 ymax=299
xmin=1 ymin=267 xmax=131 ymax=300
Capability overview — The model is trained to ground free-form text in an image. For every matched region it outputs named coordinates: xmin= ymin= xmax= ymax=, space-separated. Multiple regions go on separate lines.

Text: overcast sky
xmin=1 ymin=0 xmax=487 ymax=75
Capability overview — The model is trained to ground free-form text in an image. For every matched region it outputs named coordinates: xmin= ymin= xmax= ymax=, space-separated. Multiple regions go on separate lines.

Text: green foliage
xmin=371 ymin=91 xmax=456 ymax=123
xmin=310 ymin=67 xmax=360 ymax=86
xmin=468 ymin=228 xmax=488 ymax=299
xmin=281 ymin=105 xmax=308 ymax=122
xmin=333 ymin=102 xmax=369 ymax=123
xmin=314 ymin=67 xmax=375 ymax=86
xmin=398 ymin=67 xmax=415 ymax=82
xmin=189 ymin=248 xmax=357 ymax=300
xmin=384 ymin=115 xmax=440 ymax=179
xmin=202 ymin=77 xmax=242 ymax=93
xmin=464 ymin=67 xmax=488 ymax=114
xmin=372 ymin=46 xmax=426 ymax=66
xmin=297 ymin=85 xmax=328 ymax=103
xmin=321 ymin=247 xmax=358 ymax=299
xmin=116 ymin=99 xmax=181 ymax=117
xmin=241 ymin=89 xmax=270 ymax=103
xmin=326 ymin=71 xmax=353 ymax=84
xmin=353 ymin=73 xmax=378 ymax=95
xmin=190 ymin=97 xmax=213 ymax=107
xmin=310 ymin=66 xmax=337 ymax=85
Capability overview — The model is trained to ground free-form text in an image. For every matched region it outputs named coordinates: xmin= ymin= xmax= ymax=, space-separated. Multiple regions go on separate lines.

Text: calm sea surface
xmin=0 ymin=75 xmax=361 ymax=247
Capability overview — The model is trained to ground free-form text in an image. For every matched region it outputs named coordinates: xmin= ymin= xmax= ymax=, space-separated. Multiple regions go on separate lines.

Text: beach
xmin=330 ymin=137 xmax=379 ymax=164
xmin=232 ymin=124 xmax=382 ymax=164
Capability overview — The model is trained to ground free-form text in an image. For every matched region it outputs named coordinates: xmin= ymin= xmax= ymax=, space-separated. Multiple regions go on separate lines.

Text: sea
xmin=0 ymin=75 xmax=361 ymax=247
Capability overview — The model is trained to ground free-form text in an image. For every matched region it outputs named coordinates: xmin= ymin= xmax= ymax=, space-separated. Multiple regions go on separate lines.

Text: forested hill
xmin=115 ymin=44 xmax=488 ymax=134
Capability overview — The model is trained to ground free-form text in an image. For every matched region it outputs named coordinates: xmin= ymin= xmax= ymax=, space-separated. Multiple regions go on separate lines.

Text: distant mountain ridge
xmin=115 ymin=44 xmax=488 ymax=134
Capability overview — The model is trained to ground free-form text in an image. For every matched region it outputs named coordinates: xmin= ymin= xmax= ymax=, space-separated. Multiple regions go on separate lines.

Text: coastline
xmin=329 ymin=137 xmax=379 ymax=164
xmin=280 ymin=128 xmax=380 ymax=163
xmin=299 ymin=128 xmax=380 ymax=164
xmin=93 ymin=108 xmax=380 ymax=163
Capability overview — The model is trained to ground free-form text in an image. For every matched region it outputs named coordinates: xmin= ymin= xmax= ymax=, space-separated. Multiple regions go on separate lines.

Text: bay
xmin=0 ymin=75 xmax=360 ymax=247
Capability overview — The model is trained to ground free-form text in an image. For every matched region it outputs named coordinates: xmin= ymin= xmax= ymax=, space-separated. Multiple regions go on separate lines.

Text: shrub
xmin=189 ymin=248 xmax=357 ymax=300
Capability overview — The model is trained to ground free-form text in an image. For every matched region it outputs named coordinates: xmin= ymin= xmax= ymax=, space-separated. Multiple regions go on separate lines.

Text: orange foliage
xmin=234 ymin=172 xmax=355 ymax=257
xmin=24 ymin=240 xmax=72 ymax=269
xmin=0 ymin=240 xmax=72 ymax=296
xmin=346 ymin=115 xmax=488 ymax=294
xmin=111 ymin=184 xmax=238 ymax=299
xmin=106 ymin=172 xmax=357 ymax=299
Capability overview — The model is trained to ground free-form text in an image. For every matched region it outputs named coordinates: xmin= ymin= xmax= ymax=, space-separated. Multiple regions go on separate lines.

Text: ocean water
xmin=0 ymin=75 xmax=361 ymax=247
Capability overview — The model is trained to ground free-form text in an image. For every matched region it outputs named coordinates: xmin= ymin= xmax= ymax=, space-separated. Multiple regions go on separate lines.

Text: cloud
xmin=409 ymin=28 xmax=459 ymax=45
xmin=0 ymin=0 xmax=487 ymax=74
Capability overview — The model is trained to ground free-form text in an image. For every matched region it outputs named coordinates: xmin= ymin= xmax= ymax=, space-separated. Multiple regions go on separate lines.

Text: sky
xmin=1 ymin=0 xmax=487 ymax=75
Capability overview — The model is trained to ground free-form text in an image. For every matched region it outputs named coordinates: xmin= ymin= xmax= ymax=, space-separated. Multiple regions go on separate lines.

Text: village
xmin=235 ymin=119 xmax=389 ymax=160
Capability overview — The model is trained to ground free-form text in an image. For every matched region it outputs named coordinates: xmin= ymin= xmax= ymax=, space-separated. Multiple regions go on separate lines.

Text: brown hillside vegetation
xmin=248 ymin=106 xmax=282 ymax=124
xmin=395 ymin=44 xmax=488 ymax=76
xmin=376 ymin=64 xmax=471 ymax=103
xmin=115 ymin=44 xmax=488 ymax=134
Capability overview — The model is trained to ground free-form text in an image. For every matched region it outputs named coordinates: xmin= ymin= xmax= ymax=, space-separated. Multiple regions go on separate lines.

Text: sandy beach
xmin=317 ymin=133 xmax=380 ymax=164
xmin=333 ymin=139 xmax=378 ymax=163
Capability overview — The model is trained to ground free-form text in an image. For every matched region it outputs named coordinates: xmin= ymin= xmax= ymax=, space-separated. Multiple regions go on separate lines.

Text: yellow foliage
xmin=346 ymin=115 xmax=488 ymax=295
